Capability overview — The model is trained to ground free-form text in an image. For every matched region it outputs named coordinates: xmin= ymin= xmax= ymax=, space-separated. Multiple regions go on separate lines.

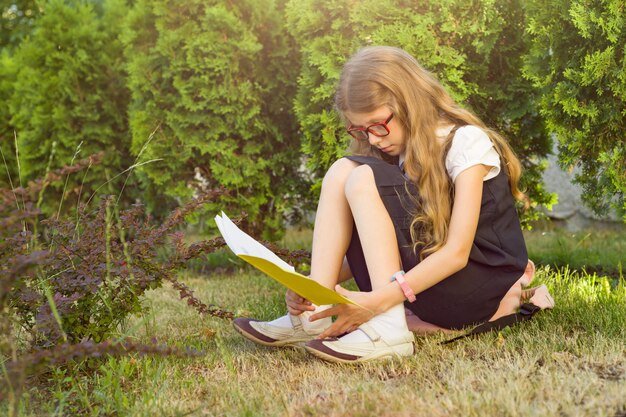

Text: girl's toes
xmin=528 ymin=284 xmax=555 ymax=309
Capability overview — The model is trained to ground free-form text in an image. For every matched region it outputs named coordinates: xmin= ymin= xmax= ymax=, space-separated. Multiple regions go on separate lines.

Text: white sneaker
xmin=233 ymin=311 xmax=331 ymax=348
xmin=304 ymin=322 xmax=415 ymax=363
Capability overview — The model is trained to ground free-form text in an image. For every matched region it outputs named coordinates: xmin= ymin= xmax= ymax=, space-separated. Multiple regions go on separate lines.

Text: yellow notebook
xmin=214 ymin=212 xmax=359 ymax=307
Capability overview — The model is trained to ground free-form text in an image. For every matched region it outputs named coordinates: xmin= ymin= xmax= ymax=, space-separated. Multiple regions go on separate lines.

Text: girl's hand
xmin=285 ymin=289 xmax=315 ymax=316
xmin=309 ymin=285 xmax=379 ymax=339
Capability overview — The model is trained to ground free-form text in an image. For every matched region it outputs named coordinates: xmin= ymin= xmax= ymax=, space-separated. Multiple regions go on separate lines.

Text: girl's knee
xmin=322 ymin=158 xmax=359 ymax=189
xmin=328 ymin=157 xmax=359 ymax=173
xmin=344 ymin=164 xmax=376 ymax=199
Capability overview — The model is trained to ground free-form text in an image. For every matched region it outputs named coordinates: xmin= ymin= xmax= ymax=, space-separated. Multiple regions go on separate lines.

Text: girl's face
xmin=345 ymin=106 xmax=406 ymax=157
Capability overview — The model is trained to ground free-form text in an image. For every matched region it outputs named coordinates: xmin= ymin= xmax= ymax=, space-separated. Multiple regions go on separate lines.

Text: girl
xmin=232 ymin=46 xmax=553 ymax=363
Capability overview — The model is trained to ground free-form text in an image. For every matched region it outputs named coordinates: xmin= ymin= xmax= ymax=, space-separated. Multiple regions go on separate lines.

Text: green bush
xmin=0 ymin=0 xmax=42 ymax=50
xmin=1 ymin=157 xmax=234 ymax=349
xmin=285 ymin=0 xmax=554 ymax=219
xmin=121 ymin=0 xmax=308 ymax=237
xmin=2 ymin=0 xmax=133 ymax=215
xmin=4 ymin=0 xmax=623 ymax=231
xmin=0 ymin=49 xmax=18 ymax=190
xmin=523 ymin=0 xmax=626 ymax=220
xmin=0 ymin=0 xmax=37 ymax=189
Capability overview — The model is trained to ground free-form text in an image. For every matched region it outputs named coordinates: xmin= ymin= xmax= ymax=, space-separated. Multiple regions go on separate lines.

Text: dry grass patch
xmin=110 ymin=267 xmax=625 ymax=417
xmin=7 ymin=266 xmax=625 ymax=417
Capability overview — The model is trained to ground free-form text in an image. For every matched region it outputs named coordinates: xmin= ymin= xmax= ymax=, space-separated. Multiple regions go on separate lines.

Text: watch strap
xmin=391 ymin=270 xmax=416 ymax=303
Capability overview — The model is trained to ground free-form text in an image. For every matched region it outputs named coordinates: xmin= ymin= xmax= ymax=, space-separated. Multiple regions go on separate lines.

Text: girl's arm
xmin=374 ymin=163 xmax=490 ymax=312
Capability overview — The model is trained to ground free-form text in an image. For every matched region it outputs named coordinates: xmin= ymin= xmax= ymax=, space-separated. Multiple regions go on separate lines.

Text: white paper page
xmin=214 ymin=214 xmax=243 ymax=254
xmin=215 ymin=212 xmax=295 ymax=272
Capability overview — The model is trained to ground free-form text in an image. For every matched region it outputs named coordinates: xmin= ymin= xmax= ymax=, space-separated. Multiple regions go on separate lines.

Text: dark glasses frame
xmin=347 ymin=113 xmax=394 ymax=141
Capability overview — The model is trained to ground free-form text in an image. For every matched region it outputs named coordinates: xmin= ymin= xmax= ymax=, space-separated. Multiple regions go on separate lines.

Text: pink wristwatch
xmin=391 ymin=270 xmax=416 ymax=303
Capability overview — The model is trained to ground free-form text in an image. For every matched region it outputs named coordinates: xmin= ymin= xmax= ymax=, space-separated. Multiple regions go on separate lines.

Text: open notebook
xmin=214 ymin=212 xmax=359 ymax=307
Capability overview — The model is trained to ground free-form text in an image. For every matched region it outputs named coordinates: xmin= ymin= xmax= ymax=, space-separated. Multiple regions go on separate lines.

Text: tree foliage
xmin=523 ymin=0 xmax=626 ymax=219
xmin=2 ymin=0 xmax=133 ymax=216
xmin=285 ymin=0 xmax=554 ymax=219
xmin=1 ymin=0 xmax=623 ymax=228
xmin=0 ymin=0 xmax=42 ymax=50
xmin=121 ymin=0 xmax=307 ymax=237
xmin=0 ymin=49 xmax=18 ymax=190
xmin=0 ymin=0 xmax=36 ymax=189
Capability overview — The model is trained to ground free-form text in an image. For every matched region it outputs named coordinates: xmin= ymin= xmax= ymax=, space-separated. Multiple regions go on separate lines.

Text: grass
xmin=524 ymin=224 xmax=625 ymax=279
xmin=6 ymin=257 xmax=626 ymax=416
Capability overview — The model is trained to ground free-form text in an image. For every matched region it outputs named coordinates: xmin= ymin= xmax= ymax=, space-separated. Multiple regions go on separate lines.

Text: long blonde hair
xmin=335 ymin=46 xmax=527 ymax=259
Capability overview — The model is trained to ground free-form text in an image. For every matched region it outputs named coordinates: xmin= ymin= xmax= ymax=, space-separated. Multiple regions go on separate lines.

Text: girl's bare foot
xmin=520 ymin=260 xmax=554 ymax=309
xmin=523 ymin=284 xmax=555 ymax=309
xmin=490 ymin=259 xmax=554 ymax=321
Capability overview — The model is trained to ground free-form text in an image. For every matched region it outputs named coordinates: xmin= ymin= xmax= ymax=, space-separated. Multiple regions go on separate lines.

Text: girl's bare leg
xmin=233 ymin=158 xmax=369 ymax=345
xmin=309 ymin=158 xmax=361 ymax=289
xmin=329 ymin=164 xmax=410 ymax=342
xmin=343 ymin=165 xmax=403 ymax=290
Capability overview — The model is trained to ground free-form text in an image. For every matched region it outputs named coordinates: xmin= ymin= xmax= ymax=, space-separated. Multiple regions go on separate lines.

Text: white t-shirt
xmin=439 ymin=125 xmax=501 ymax=183
xmin=398 ymin=125 xmax=501 ymax=182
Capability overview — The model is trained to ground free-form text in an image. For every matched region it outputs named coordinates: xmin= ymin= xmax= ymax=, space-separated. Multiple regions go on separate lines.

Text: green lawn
xmin=524 ymin=227 xmax=625 ymax=279
xmin=9 ymin=261 xmax=626 ymax=417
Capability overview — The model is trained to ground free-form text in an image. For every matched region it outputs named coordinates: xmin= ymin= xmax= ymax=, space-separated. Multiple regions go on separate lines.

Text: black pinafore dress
xmin=344 ymin=153 xmax=528 ymax=330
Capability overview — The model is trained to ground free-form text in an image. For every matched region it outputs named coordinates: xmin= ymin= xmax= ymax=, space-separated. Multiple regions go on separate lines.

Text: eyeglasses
xmin=347 ymin=113 xmax=394 ymax=141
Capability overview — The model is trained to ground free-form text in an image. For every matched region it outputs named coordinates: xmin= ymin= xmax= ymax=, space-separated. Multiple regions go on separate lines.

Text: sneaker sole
xmin=232 ymin=320 xmax=312 ymax=348
xmin=305 ymin=342 xmax=415 ymax=364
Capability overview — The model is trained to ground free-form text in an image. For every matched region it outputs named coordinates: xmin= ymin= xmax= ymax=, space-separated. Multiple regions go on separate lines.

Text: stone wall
xmin=541 ymin=142 xmax=621 ymax=231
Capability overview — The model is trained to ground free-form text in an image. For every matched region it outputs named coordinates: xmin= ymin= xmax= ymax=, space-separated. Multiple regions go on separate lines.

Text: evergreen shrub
xmin=122 ymin=0 xmax=308 ymax=237
xmin=285 ymin=0 xmax=554 ymax=220
xmin=523 ymin=0 xmax=626 ymax=219
xmin=2 ymin=0 xmax=133 ymax=215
